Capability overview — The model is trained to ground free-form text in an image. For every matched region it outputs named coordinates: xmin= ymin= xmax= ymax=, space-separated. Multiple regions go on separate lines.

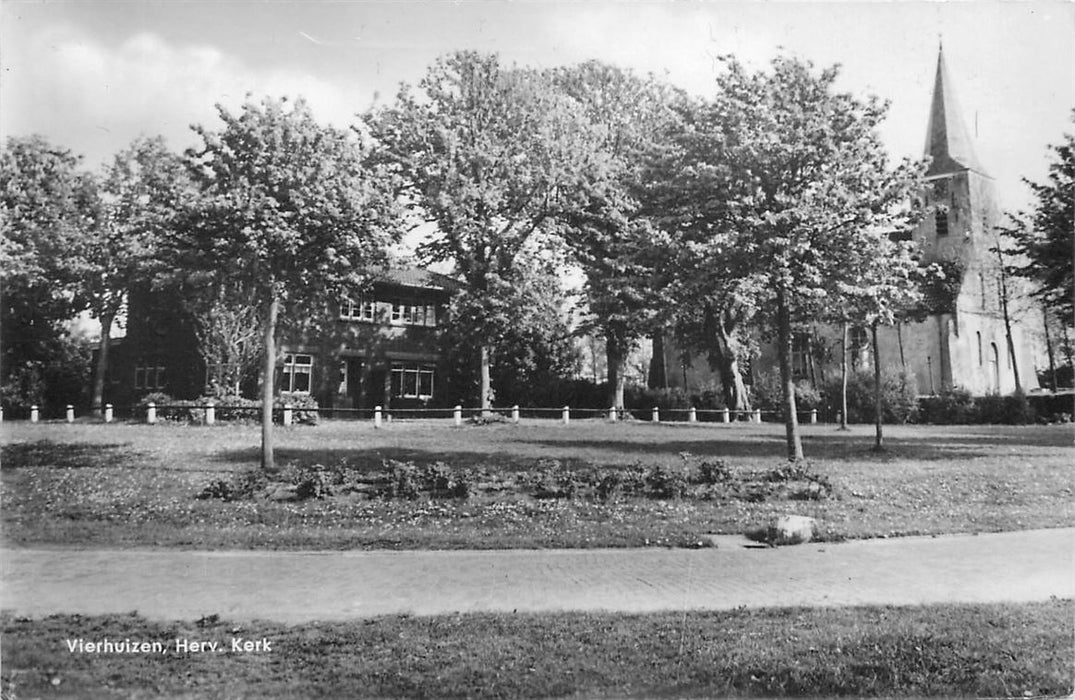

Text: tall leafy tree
xmin=1000 ymin=115 xmax=1074 ymax=387
xmin=832 ymin=231 xmax=923 ymax=450
xmin=0 ymin=136 xmax=98 ymax=411
xmin=83 ymin=137 xmax=189 ymax=412
xmin=174 ymin=96 xmax=400 ymax=469
xmin=366 ymin=52 xmax=594 ymax=413
xmin=551 ymin=61 xmax=684 ymax=410
xmin=439 ymin=258 xmax=579 ymax=407
xmin=698 ymin=56 xmax=923 ymax=460
xmin=660 ymin=96 xmax=762 ymax=413
xmin=1006 ymin=118 xmax=1074 ymax=320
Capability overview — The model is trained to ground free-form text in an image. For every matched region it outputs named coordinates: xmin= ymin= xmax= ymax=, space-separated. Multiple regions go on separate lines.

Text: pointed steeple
xmin=924 ymin=45 xmax=987 ymax=177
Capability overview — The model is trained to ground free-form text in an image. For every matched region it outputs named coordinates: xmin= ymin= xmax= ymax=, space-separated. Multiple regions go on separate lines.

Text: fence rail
xmin=3 ymin=401 xmax=825 ymax=426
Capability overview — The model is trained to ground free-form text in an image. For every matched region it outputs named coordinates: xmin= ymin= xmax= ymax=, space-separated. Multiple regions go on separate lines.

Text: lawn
xmin=2 ymin=601 xmax=1072 ymax=698
xmin=1 ymin=419 xmax=1072 ymax=549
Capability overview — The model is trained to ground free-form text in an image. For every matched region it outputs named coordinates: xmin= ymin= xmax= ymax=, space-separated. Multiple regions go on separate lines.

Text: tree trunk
xmin=714 ymin=324 xmax=751 ymax=412
xmin=1042 ymin=307 xmax=1058 ymax=392
xmin=775 ymin=288 xmax=803 ymax=461
xmin=896 ymin=322 xmax=907 ymax=371
xmin=606 ymin=339 xmax=626 ymax=410
xmin=872 ymin=321 xmax=884 ymax=452
xmin=998 ymin=284 xmax=1022 ymax=395
xmin=1063 ymin=324 xmax=1075 ymax=386
xmin=479 ymin=344 xmax=493 ymax=417
xmin=994 ymin=242 xmax=1022 ymax=394
xmin=261 ymin=294 xmax=278 ymax=471
xmin=805 ymin=333 xmax=817 ymax=388
xmin=91 ymin=313 xmax=115 ymax=413
xmin=839 ymin=320 xmax=849 ymax=431
xmin=648 ymin=331 xmax=667 ymax=389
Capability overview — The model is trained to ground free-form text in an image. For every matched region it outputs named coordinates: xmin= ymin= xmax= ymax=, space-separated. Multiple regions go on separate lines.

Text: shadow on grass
xmin=508 ymin=435 xmax=1001 ymax=462
xmin=0 ymin=441 xmax=141 ymax=470
xmin=210 ymin=446 xmax=595 ymax=472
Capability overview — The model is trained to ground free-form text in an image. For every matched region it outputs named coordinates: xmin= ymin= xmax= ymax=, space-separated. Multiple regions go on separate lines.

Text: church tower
xmin=907 ymin=45 xmax=1035 ymax=394
xmin=916 ymin=44 xmax=998 ymax=263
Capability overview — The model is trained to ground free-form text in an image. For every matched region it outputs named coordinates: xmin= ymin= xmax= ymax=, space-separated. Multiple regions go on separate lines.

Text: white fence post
xmin=30 ymin=405 xmax=39 ymax=423
xmin=651 ymin=406 xmax=659 ymax=423
xmin=722 ymin=407 xmax=730 ymax=423
xmin=453 ymin=405 xmax=462 ymax=427
xmin=752 ymin=408 xmax=761 ymax=423
xmin=810 ymin=408 xmax=817 ymax=424
xmin=511 ymin=405 xmax=520 ymax=424
xmin=66 ymin=405 xmax=74 ymax=423
xmin=104 ymin=404 xmax=114 ymax=423
xmin=608 ymin=406 xmax=616 ymax=421
xmin=283 ymin=404 xmax=293 ymax=427
xmin=688 ymin=406 xmax=697 ymax=423
xmin=374 ymin=405 xmax=383 ymax=429
xmin=562 ymin=405 xmax=570 ymax=425
xmin=836 ymin=411 xmax=843 ymax=426
xmin=205 ymin=401 xmax=215 ymax=426
xmin=146 ymin=403 xmax=157 ymax=425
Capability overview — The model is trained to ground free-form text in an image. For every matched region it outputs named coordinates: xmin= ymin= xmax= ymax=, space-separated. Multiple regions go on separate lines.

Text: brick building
xmin=103 ymin=267 xmax=459 ymax=410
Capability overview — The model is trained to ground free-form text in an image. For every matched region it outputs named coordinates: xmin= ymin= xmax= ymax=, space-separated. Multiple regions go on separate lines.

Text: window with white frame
xmin=390 ymin=363 xmax=435 ymax=399
xmin=134 ymin=364 xmax=166 ymax=390
xmin=390 ymin=299 xmax=437 ymax=327
xmin=281 ymin=354 xmax=313 ymax=393
xmin=339 ymin=296 xmax=376 ymax=322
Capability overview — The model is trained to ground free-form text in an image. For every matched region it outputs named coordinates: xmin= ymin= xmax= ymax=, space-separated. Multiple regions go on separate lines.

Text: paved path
xmin=3 ymin=529 xmax=1072 ymax=623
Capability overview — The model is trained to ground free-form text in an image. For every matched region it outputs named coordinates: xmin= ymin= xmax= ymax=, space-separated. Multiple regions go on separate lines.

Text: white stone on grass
xmin=766 ymin=515 xmax=817 ymax=545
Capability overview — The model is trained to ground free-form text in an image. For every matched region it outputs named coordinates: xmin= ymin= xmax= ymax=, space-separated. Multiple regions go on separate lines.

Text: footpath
xmin=2 ymin=528 xmax=1072 ymax=623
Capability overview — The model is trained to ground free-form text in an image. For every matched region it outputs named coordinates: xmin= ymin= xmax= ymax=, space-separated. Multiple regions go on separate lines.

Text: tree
xmin=1005 ymin=116 xmax=1074 ymax=321
xmin=660 ymin=95 xmax=763 ymax=413
xmin=367 ymin=52 xmax=595 ymax=413
xmin=174 ymin=96 xmax=400 ymax=469
xmin=439 ymin=259 xmax=579 ymax=407
xmin=83 ymin=137 xmax=189 ymax=412
xmin=832 ymin=233 xmax=923 ymax=450
xmin=188 ymin=280 xmax=263 ymax=397
xmin=698 ymin=56 xmax=923 ymax=460
xmin=0 ymin=136 xmax=98 ymax=412
xmin=551 ymin=61 xmax=685 ymax=410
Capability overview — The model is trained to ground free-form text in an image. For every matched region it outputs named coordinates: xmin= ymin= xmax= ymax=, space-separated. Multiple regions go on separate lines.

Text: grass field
xmin=2 ymin=419 xmax=1072 ymax=549
xmin=2 ymin=601 xmax=1071 ymax=698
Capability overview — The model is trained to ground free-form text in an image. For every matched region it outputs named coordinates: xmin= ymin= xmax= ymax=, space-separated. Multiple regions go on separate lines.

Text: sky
xmin=2 ymin=0 xmax=1073 ymax=217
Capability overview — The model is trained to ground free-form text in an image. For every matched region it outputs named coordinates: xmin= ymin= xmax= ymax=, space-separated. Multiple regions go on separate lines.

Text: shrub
xmin=917 ymin=386 xmax=976 ymax=424
xmin=201 ymin=394 xmax=258 ymax=422
xmin=823 ymin=369 xmax=918 ymax=424
xmin=751 ymin=372 xmax=823 ymax=414
xmin=695 ymin=459 xmax=733 ymax=485
xmin=195 ymin=468 xmax=268 ymax=501
xmin=975 ymin=393 xmax=1037 ymax=425
xmin=595 ymin=470 xmax=624 ymax=501
xmin=421 ymin=462 xmax=454 ymax=497
xmin=645 ymin=465 xmax=688 ymax=499
xmin=277 ymin=392 xmax=319 ymax=425
xmin=625 ymin=387 xmax=693 ymax=413
xmin=386 ymin=461 xmax=420 ymax=500
xmin=1026 ymin=392 xmax=1075 ymax=423
xmin=692 ymin=390 xmax=726 ymax=411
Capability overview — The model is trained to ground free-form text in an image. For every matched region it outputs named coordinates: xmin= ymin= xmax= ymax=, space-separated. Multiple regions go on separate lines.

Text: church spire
xmin=924 ymin=44 xmax=987 ymax=177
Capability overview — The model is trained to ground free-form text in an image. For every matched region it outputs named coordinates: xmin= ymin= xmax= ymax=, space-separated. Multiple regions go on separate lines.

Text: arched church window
xmin=976 ymin=332 xmax=982 ymax=365
xmin=935 ymin=208 xmax=949 ymax=236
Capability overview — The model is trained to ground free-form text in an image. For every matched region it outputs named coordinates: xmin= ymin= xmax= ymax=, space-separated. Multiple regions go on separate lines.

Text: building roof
xmin=376 ymin=266 xmax=462 ymax=292
xmin=923 ymin=46 xmax=988 ymax=178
